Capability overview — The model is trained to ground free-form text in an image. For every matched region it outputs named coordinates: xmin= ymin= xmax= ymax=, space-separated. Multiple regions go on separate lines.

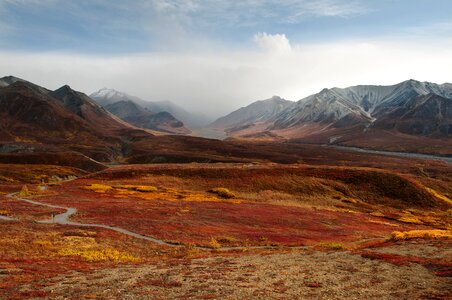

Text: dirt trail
xmin=0 ymin=215 xmax=15 ymax=221
xmin=5 ymin=192 xmax=310 ymax=251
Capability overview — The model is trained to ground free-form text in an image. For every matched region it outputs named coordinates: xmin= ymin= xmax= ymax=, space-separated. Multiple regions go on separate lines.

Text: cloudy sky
xmin=0 ymin=0 xmax=451 ymax=116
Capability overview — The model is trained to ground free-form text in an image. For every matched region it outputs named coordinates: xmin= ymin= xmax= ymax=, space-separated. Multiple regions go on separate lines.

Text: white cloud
xmin=253 ymin=32 xmax=292 ymax=53
xmin=1 ymin=37 xmax=451 ymax=117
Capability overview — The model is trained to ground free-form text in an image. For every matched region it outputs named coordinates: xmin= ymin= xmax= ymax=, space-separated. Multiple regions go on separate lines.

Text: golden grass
xmin=0 ymin=210 xmax=9 ymax=216
xmin=57 ymin=248 xmax=139 ymax=262
xmin=209 ymin=238 xmax=221 ymax=249
xmin=83 ymin=183 xmax=241 ymax=204
xmin=397 ymin=214 xmax=424 ymax=225
xmin=390 ymin=230 xmax=452 ymax=241
xmin=370 ymin=212 xmax=385 ymax=217
xmin=83 ymin=184 xmax=113 ymax=193
xmin=424 ymin=186 xmax=452 ymax=205
xmin=33 ymin=240 xmax=53 ymax=249
xmin=19 ymin=185 xmax=31 ymax=197
xmin=113 ymin=184 xmax=158 ymax=192
xmin=63 ymin=230 xmax=97 ymax=238
xmin=316 ymin=242 xmax=345 ymax=250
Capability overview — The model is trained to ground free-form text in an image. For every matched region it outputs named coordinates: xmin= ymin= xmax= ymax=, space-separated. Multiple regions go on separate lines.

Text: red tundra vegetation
xmin=0 ymin=152 xmax=451 ymax=299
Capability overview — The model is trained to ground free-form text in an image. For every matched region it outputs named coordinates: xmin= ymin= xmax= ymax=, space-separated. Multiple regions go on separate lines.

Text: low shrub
xmin=209 ymin=238 xmax=221 ymax=249
xmin=316 ymin=242 xmax=345 ymax=250
xmin=83 ymin=184 xmax=113 ymax=193
xmin=135 ymin=186 xmax=158 ymax=192
xmin=208 ymin=188 xmax=236 ymax=199
xmin=216 ymin=236 xmax=238 ymax=244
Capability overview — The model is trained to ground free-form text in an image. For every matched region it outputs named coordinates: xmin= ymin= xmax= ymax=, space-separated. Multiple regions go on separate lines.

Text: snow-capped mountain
xmin=207 ymin=79 xmax=451 ymax=153
xmin=272 ymin=79 xmax=452 ymax=130
xmin=270 ymin=79 xmax=452 ymax=134
xmin=90 ymin=88 xmax=142 ymax=107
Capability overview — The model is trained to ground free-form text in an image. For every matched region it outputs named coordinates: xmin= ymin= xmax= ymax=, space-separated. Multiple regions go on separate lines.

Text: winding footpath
xmin=4 ymin=192 xmax=307 ymax=251
xmin=0 ymin=215 xmax=15 ymax=221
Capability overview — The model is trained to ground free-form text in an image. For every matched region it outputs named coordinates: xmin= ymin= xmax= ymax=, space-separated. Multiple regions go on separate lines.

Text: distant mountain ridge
xmin=104 ymin=100 xmax=190 ymax=135
xmin=91 ymin=88 xmax=212 ymax=129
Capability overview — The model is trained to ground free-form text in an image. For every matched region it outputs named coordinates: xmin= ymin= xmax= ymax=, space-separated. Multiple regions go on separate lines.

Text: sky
xmin=0 ymin=0 xmax=451 ymax=116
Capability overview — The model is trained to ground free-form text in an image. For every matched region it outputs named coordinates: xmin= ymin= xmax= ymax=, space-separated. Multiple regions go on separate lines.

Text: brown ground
xmin=17 ymin=240 xmax=451 ymax=300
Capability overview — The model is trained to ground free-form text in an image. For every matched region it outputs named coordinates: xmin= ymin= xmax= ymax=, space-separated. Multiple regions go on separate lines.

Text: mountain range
xmin=0 ymin=75 xmax=450 ymax=166
xmin=206 ymin=79 xmax=452 ymax=155
xmin=1 ymin=76 xmax=306 ymax=170
xmin=90 ymin=88 xmax=212 ymax=129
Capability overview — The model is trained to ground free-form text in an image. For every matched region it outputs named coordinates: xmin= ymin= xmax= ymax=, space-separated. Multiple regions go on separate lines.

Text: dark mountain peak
xmin=53 ymin=84 xmax=77 ymax=96
xmin=0 ymin=76 xmax=35 ymax=90
xmin=0 ymin=75 xmax=25 ymax=84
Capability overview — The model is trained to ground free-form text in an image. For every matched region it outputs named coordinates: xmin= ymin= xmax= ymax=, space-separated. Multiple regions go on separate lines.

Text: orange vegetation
xmin=390 ymin=230 xmax=452 ymax=241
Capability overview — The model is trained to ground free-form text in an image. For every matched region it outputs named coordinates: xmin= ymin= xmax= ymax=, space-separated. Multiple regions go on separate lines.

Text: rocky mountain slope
xmin=208 ymin=96 xmax=292 ymax=132
xmin=274 ymin=80 xmax=451 ymax=131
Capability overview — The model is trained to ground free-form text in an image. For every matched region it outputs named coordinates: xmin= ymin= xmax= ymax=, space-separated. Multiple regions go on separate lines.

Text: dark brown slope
xmin=0 ymin=81 xmax=151 ymax=170
xmin=49 ymin=85 xmax=133 ymax=134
